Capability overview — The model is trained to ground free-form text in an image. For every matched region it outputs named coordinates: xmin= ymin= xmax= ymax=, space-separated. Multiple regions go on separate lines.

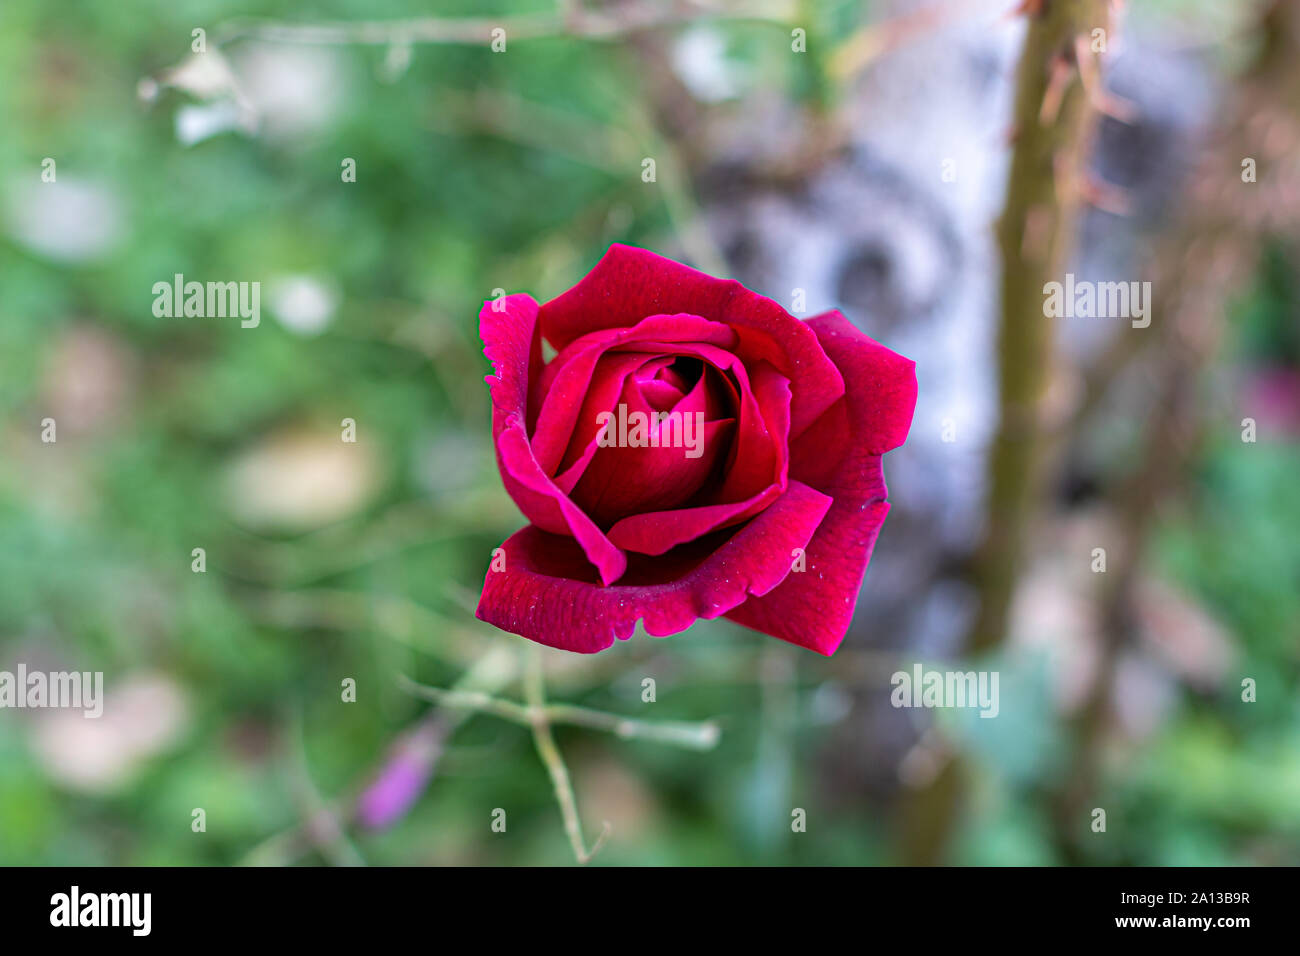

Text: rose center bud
xmin=634 ymin=356 xmax=696 ymax=411
xmin=568 ymin=353 xmax=735 ymax=528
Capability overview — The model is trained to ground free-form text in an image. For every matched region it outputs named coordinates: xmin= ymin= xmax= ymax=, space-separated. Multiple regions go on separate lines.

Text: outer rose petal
xmin=477 ymin=481 xmax=832 ymax=653
xmin=539 ymin=244 xmax=844 ymax=437
xmin=789 ymin=310 xmax=918 ymax=462
xmin=480 ymin=293 xmax=626 ymax=585
xmin=724 ymin=310 xmax=917 ymax=655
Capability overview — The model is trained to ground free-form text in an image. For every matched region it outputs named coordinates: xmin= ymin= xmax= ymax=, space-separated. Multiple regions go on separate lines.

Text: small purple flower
xmin=355 ymin=722 xmax=443 ymax=830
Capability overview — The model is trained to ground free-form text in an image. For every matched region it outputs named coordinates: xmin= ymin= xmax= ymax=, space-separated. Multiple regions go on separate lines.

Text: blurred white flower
xmin=231 ymin=43 xmax=346 ymax=141
xmin=268 ymin=274 xmax=339 ymax=335
xmin=4 ymin=176 xmax=124 ymax=263
xmin=672 ymin=27 xmax=745 ymax=102
xmin=175 ymin=99 xmax=257 ymax=146
xmin=143 ymin=48 xmax=256 ymax=145
xmin=147 ymin=43 xmax=343 ymax=146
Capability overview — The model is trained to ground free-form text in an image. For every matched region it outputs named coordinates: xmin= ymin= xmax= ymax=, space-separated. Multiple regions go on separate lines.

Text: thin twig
xmin=240 ymin=647 xmax=518 ymax=866
xmin=543 ymin=703 xmax=720 ymax=749
xmin=399 ymin=675 xmax=722 ymax=750
xmin=524 ymin=646 xmax=611 ymax=865
xmin=288 ymin=709 xmax=367 ymax=867
xmin=213 ymin=2 xmax=795 ymax=48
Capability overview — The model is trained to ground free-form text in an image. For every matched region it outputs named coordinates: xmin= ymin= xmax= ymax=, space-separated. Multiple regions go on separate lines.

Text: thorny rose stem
xmin=900 ymin=0 xmax=1115 ymax=866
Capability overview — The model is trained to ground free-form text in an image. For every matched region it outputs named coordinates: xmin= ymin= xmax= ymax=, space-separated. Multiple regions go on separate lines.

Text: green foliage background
xmin=0 ymin=0 xmax=1296 ymax=865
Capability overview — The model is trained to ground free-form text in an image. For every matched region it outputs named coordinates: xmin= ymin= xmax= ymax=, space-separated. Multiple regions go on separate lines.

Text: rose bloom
xmin=476 ymin=245 xmax=916 ymax=655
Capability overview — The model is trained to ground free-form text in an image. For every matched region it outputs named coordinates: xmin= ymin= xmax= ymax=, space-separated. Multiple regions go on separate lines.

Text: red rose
xmin=476 ymin=244 xmax=916 ymax=655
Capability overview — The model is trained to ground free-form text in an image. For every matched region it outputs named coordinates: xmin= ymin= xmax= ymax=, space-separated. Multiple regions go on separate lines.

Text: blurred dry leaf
xmin=1134 ymin=577 xmax=1235 ymax=690
xmin=32 ymin=674 xmax=190 ymax=794
xmin=42 ymin=324 xmax=136 ymax=435
xmin=147 ymin=48 xmax=242 ymax=102
xmin=221 ymin=429 xmax=381 ymax=532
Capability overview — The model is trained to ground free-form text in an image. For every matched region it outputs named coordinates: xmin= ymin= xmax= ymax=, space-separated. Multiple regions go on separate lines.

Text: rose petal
xmin=791 ymin=310 xmax=917 ymax=462
xmin=480 ymin=294 xmax=626 ymax=585
xmin=724 ymin=310 xmax=916 ymax=655
xmin=539 ymin=244 xmax=844 ymax=436
xmin=606 ymin=482 xmax=782 ymax=555
xmin=477 ymin=480 xmax=833 ymax=653
xmin=535 ymin=350 xmax=654 ymax=476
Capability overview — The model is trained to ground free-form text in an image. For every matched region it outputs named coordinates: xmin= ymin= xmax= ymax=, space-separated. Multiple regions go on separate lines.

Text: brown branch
xmin=896 ymin=0 xmax=1114 ymax=866
xmin=972 ymin=0 xmax=1114 ymax=655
